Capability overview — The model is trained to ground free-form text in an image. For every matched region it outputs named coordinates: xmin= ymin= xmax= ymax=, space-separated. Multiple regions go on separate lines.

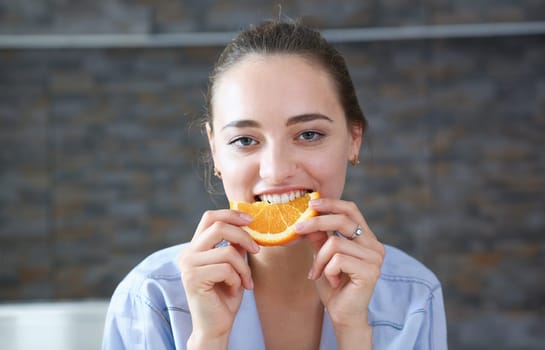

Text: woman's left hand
xmin=295 ymin=197 xmax=385 ymax=344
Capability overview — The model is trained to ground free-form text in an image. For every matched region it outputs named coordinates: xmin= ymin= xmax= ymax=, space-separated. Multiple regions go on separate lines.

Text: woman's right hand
xmin=178 ymin=209 xmax=259 ymax=349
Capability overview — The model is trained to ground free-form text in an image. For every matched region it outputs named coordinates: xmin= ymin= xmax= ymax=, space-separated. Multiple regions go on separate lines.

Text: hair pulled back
xmin=205 ymin=20 xmax=367 ymax=134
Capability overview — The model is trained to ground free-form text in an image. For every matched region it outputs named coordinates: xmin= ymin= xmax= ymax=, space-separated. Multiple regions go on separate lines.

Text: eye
xmin=298 ymin=130 xmax=323 ymax=141
xmin=229 ymin=136 xmax=258 ymax=147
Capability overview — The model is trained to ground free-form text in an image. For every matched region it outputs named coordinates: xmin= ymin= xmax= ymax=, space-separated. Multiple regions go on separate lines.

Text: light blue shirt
xmin=102 ymin=244 xmax=447 ymax=349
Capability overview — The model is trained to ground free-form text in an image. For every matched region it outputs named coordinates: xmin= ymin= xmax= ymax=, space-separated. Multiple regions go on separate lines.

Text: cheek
xmin=305 ymin=148 xmax=348 ymax=199
xmin=217 ymin=152 xmax=257 ymax=200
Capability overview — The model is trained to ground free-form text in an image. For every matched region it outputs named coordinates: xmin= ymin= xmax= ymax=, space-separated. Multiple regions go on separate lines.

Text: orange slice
xmin=229 ymin=192 xmax=320 ymax=246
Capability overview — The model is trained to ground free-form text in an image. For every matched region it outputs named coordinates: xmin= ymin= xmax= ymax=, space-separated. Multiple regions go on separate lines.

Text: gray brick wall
xmin=1 ymin=1 xmax=544 ymax=349
xmin=1 ymin=0 xmax=544 ymax=34
xmin=1 ymin=46 xmax=221 ymax=298
xmin=341 ymin=36 xmax=545 ymax=349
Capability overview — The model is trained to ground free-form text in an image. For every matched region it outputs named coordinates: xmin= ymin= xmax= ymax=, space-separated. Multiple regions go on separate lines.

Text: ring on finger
xmin=348 ymin=224 xmax=363 ymax=240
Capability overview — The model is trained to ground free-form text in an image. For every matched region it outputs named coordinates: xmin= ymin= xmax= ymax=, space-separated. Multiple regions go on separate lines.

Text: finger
xmin=182 ymin=262 xmax=243 ymax=295
xmin=297 ymin=214 xmax=373 ymax=243
xmin=194 ymin=209 xmax=253 ymax=239
xmin=309 ymin=198 xmax=363 ymax=222
xmin=322 ymin=253 xmax=348 ymax=288
xmin=322 ymin=254 xmax=381 ymax=289
xmin=296 ymin=214 xmax=348 ymax=236
xmin=190 ymin=245 xmax=254 ymax=290
xmin=208 ymin=263 xmax=244 ymax=296
xmin=309 ymin=235 xmax=383 ymax=280
xmin=192 ymin=221 xmax=260 ymax=254
xmin=309 ymin=198 xmax=376 ymax=240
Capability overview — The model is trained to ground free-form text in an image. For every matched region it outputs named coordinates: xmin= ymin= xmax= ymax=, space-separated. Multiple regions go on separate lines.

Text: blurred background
xmin=0 ymin=0 xmax=544 ymax=349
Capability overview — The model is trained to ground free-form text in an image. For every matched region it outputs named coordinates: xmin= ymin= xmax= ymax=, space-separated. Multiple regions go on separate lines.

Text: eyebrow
xmin=220 ymin=113 xmax=333 ymax=131
xmin=221 ymin=119 xmax=260 ymax=130
xmin=285 ymin=113 xmax=333 ymax=126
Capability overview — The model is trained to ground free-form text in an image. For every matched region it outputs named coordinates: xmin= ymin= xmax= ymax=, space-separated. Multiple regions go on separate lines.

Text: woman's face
xmin=208 ymin=54 xmax=362 ymax=203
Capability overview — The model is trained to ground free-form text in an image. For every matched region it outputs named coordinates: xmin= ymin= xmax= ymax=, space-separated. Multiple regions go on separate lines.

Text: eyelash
xmin=228 ymin=130 xmax=324 ymax=148
xmin=229 ymin=136 xmax=257 ymax=148
xmin=298 ymin=130 xmax=323 ymax=142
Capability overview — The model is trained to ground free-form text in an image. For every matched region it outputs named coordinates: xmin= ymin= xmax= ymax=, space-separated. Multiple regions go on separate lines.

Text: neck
xmin=249 ymin=238 xmax=316 ymax=298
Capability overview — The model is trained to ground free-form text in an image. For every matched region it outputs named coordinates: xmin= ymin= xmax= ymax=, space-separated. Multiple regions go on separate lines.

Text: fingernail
xmin=239 ymin=213 xmax=253 ymax=222
xmin=251 ymin=241 xmax=260 ymax=253
xmin=307 ymin=268 xmax=314 ymax=280
xmin=295 ymin=222 xmax=305 ymax=232
xmin=309 ymin=199 xmax=323 ymax=207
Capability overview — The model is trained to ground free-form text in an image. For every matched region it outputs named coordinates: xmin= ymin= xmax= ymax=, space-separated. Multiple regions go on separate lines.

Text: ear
xmin=348 ymin=122 xmax=363 ymax=161
xmin=206 ymin=122 xmax=218 ymax=167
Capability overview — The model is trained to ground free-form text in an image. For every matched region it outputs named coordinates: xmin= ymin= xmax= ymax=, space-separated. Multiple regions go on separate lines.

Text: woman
xmin=102 ymin=20 xmax=447 ymax=349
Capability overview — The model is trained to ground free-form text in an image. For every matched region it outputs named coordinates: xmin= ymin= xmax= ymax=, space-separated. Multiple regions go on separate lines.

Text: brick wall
xmin=1 ymin=1 xmax=544 ymax=349
xmin=2 ymin=0 xmax=545 ymax=34
xmin=342 ymin=36 xmax=545 ymax=349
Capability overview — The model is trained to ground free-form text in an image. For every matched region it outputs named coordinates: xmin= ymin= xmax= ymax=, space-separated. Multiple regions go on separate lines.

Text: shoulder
xmin=108 ymin=243 xmax=191 ymax=314
xmin=380 ymin=245 xmax=441 ymax=289
xmin=103 ymin=243 xmax=193 ymax=348
xmin=369 ymin=244 xmax=443 ymax=328
xmin=118 ymin=243 xmax=186 ymax=290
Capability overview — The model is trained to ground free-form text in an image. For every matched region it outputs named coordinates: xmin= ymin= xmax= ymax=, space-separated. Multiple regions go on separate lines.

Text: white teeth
xmin=259 ymin=190 xmax=307 ymax=204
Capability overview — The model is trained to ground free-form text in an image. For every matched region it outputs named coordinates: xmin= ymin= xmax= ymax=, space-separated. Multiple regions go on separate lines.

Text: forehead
xmin=212 ymin=54 xmax=343 ymax=128
xmin=217 ymin=53 xmax=334 ymax=92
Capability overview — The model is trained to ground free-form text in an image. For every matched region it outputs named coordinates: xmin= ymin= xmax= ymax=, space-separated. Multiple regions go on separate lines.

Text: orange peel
xmin=230 ymin=192 xmax=320 ymax=246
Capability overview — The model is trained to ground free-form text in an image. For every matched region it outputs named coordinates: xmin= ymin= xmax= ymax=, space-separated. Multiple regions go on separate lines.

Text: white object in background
xmin=0 ymin=300 xmax=109 ymax=350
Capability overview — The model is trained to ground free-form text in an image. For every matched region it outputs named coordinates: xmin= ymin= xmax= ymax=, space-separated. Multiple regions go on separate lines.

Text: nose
xmin=259 ymin=142 xmax=296 ymax=184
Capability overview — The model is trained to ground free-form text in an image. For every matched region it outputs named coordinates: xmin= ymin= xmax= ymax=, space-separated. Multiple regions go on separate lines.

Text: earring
xmin=350 ymin=156 xmax=360 ymax=167
xmin=213 ymin=167 xmax=222 ymax=179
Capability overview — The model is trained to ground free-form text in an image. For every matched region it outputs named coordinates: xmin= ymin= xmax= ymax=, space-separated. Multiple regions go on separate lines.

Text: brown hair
xmin=205 ymin=20 xmax=367 ymax=133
